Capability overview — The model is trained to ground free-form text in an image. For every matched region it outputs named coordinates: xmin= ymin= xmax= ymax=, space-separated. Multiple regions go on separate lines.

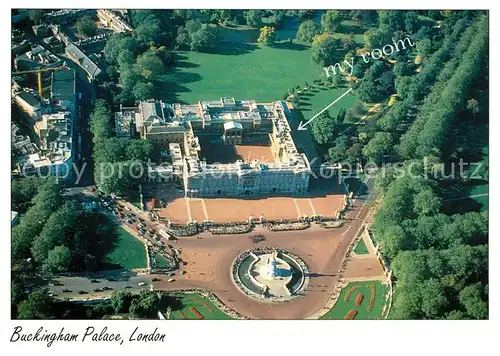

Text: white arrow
xmin=297 ymin=88 xmax=353 ymax=131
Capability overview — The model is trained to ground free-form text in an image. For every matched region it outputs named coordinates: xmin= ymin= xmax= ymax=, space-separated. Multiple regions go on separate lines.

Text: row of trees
xmin=398 ymin=16 xmax=488 ymax=160
xmin=370 ymin=13 xmax=489 ymax=319
xmin=90 ymin=100 xmax=154 ymax=194
xmin=17 ymin=289 xmax=162 ymax=319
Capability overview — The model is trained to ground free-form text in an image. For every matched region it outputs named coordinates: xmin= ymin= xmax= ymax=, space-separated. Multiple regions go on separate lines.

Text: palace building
xmin=115 ymin=97 xmax=312 ymax=197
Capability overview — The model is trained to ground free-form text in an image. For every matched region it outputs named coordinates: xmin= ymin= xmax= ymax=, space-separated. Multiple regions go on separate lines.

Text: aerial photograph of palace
xmin=11 ymin=9 xmax=488 ymax=321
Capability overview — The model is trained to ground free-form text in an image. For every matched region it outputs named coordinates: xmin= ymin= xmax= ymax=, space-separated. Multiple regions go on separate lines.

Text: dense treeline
xmin=399 ymin=16 xmax=488 ymax=160
xmin=90 ymin=100 xmax=154 ymax=194
xmin=370 ymin=13 xmax=489 ymax=319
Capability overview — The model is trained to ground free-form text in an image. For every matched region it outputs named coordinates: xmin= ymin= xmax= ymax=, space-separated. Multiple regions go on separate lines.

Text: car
xmin=125 ymin=206 xmax=131 ymax=211
xmin=138 ymin=230 xmax=145 ymax=236
xmin=106 ymin=277 xmax=116 ymax=282
xmin=78 ymin=290 xmax=87 ymax=295
xmin=62 ymin=289 xmax=72 ymax=293
xmin=152 ymin=278 xmax=161 ymax=282
xmin=168 ymin=278 xmax=175 ymax=283
xmin=93 ymin=288 xmax=103 ymax=292
xmin=138 ymin=217 xmax=145 ymax=222
xmin=127 ymin=219 xmax=133 ymax=224
xmin=138 ymin=282 xmax=146 ymax=286
xmin=138 ymin=223 xmax=145 ymax=228
xmin=90 ymin=279 xmax=100 ymax=283
xmin=102 ymin=286 xmax=113 ymax=291
xmin=149 ymin=229 xmax=156 ymax=234
xmin=124 ymin=285 xmax=132 ymax=289
xmin=168 ymin=272 xmax=175 ymax=277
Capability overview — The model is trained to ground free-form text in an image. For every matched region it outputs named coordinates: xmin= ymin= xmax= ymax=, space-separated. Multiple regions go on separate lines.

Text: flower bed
xmin=209 ymin=224 xmax=252 ymax=235
xmin=317 ymin=220 xmax=344 ymax=229
xmin=190 ymin=297 xmax=213 ymax=313
xmin=355 ymin=293 xmax=364 ymax=306
xmin=368 ymin=284 xmax=376 ymax=312
xmin=344 ymin=286 xmax=359 ymax=303
xmin=344 ymin=309 xmax=358 ymax=320
xmin=265 ymin=221 xmax=309 ymax=231
xmin=190 ymin=306 xmax=204 ymax=320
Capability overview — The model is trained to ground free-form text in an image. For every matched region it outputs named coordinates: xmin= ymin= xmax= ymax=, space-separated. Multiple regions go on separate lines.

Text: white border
xmin=2 ymin=1 xmax=498 ymax=355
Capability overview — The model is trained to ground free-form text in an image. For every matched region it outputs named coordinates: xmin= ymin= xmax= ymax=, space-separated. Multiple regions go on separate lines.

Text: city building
xmin=97 ymin=9 xmax=132 ymax=33
xmin=14 ymin=90 xmax=42 ymax=118
xmin=65 ymin=43 xmax=102 ymax=81
xmin=19 ymin=111 xmax=74 ymax=180
xmin=118 ymin=98 xmax=312 ymax=197
xmin=50 ymin=68 xmax=76 ymax=112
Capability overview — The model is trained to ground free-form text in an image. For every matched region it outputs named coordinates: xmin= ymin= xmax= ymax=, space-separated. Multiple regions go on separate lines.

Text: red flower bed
xmin=355 ymin=293 xmax=364 ymax=306
xmin=344 ymin=309 xmax=358 ymax=320
xmin=368 ymin=284 xmax=376 ymax=312
xmin=190 ymin=306 xmax=204 ymax=320
xmin=344 ymin=286 xmax=358 ymax=302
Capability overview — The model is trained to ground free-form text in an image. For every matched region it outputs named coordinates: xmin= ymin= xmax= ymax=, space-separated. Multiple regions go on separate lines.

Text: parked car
xmin=152 ymin=277 xmax=161 ymax=282
xmin=62 ymin=289 xmax=72 ymax=293
xmin=93 ymin=288 xmax=103 ymax=292
xmin=90 ymin=279 xmax=100 ymax=283
xmin=102 ymin=286 xmax=112 ymax=291
xmin=138 ymin=282 xmax=146 ymax=286
xmin=127 ymin=219 xmax=133 ymax=224
xmin=78 ymin=290 xmax=87 ymax=295
xmin=125 ymin=206 xmax=131 ymax=211
xmin=124 ymin=285 xmax=132 ymax=289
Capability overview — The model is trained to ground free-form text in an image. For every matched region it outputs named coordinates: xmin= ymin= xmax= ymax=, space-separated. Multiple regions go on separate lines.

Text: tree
xmin=311 ymin=112 xmax=337 ymax=145
xmin=125 ymin=139 xmax=154 ymax=161
xmin=244 ymin=10 xmax=264 ymax=28
xmin=104 ymin=34 xmax=139 ymax=65
xmin=459 ymin=283 xmax=488 ymax=319
xmin=413 ymin=189 xmax=442 ymax=216
xmin=378 ymin=10 xmax=406 ymax=33
xmin=357 ymin=80 xmax=381 ymax=103
xmin=362 ymin=132 xmax=393 ymax=164
xmin=134 ymin=18 xmax=162 ymax=46
xmin=111 ymin=290 xmax=134 ymax=313
xmin=404 ymin=11 xmax=419 ymax=34
xmin=312 ymin=34 xmax=342 ymax=67
xmin=76 ymin=16 xmax=97 ymax=37
xmin=466 ymin=98 xmax=481 ymax=116
xmin=416 ymin=38 xmax=433 ymax=58
xmin=90 ymin=100 xmax=114 ymax=143
xmin=419 ymin=278 xmax=448 ymax=318
xmin=363 ymin=28 xmax=391 ymax=50
xmin=321 ymin=10 xmax=342 ymax=33
xmin=185 ymin=19 xmax=202 ymax=35
xmin=296 ymin=20 xmax=321 ymax=43
xmin=134 ymin=50 xmax=164 ymax=81
xmin=129 ymin=290 xmax=160 ymax=318
xmin=328 ymin=135 xmax=349 ymax=163
xmin=132 ymin=81 xmax=154 ymax=100
xmin=17 ymin=289 xmax=54 ymax=319
xmin=257 ymin=26 xmax=276 ymax=46
xmin=43 ymin=245 xmax=72 ymax=273
xmin=190 ymin=25 xmax=217 ymax=52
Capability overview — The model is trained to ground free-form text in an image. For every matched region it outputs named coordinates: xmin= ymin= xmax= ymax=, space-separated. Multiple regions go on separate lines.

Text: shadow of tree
xmin=272 ymin=41 xmax=310 ymax=51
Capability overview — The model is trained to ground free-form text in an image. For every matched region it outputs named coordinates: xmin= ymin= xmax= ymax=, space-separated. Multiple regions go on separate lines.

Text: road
xmin=50 ymin=272 xmax=152 ymax=300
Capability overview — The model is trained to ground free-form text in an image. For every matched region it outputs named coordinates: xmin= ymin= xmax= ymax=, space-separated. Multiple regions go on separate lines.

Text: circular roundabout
xmin=231 ymin=247 xmax=310 ymax=302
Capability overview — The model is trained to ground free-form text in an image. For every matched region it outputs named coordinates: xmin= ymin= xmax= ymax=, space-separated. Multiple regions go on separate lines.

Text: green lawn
xmin=105 ymin=226 xmax=147 ymax=270
xmin=160 ymin=45 xmax=324 ymax=104
xmin=166 ymin=293 xmax=233 ymax=320
xmin=320 ymin=281 xmax=389 ymax=320
xmin=153 ymin=253 xmax=170 ymax=268
xmin=354 ymin=238 xmax=370 ymax=255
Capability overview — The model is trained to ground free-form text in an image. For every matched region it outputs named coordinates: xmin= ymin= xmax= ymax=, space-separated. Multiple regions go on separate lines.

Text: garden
xmin=166 ymin=293 xmax=233 ymax=320
xmin=320 ymin=281 xmax=389 ymax=320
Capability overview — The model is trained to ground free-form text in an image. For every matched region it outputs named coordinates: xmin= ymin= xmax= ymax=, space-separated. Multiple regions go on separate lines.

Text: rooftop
xmin=51 ymin=69 xmax=76 ymax=103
